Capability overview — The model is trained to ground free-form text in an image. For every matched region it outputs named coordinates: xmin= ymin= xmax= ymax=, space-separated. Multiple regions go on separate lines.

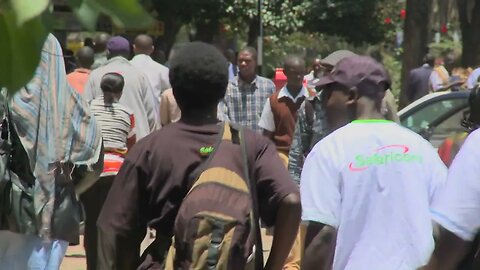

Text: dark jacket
xmin=405 ymin=65 xmax=433 ymax=105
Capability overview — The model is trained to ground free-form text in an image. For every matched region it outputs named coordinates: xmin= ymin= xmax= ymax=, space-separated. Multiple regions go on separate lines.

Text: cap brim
xmin=312 ymin=75 xmax=336 ymax=89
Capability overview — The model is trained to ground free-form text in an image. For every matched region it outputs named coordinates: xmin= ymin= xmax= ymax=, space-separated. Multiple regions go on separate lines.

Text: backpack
xmin=164 ymin=122 xmax=263 ymax=270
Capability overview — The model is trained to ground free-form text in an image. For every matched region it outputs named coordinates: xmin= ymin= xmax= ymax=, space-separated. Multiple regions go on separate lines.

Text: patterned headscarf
xmin=8 ymin=34 xmax=102 ymax=239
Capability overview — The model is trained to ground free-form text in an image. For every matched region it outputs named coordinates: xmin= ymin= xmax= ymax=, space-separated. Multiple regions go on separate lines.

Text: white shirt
xmin=466 ymin=67 xmax=480 ymax=89
xmin=131 ymin=54 xmax=171 ymax=99
xmin=429 ymin=66 xmax=449 ymax=92
xmin=431 ymin=129 xmax=480 ymax=241
xmin=301 ymin=120 xmax=447 ymax=270
xmin=258 ymin=86 xmax=308 ymax=132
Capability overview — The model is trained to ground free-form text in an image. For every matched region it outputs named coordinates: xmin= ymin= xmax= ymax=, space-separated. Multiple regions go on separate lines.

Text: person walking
xmin=301 ymin=56 xmax=447 ymax=270
xmin=84 ymin=36 xmax=159 ymax=139
xmin=403 ymin=54 xmax=434 ymax=106
xmin=67 ymin=46 xmax=95 ymax=94
xmin=131 ymin=34 xmax=171 ymax=99
xmin=81 ymin=72 xmax=136 ymax=270
xmin=96 ymin=42 xmax=301 ymax=270
xmin=0 ymin=34 xmax=103 ymax=270
xmin=91 ymin=33 xmax=110 ymax=70
xmin=424 ymin=85 xmax=480 ymax=270
xmin=219 ymin=47 xmax=276 ymax=132
xmin=258 ymin=55 xmax=310 ymax=269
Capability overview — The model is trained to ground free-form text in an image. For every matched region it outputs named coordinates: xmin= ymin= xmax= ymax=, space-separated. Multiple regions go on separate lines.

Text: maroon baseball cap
xmin=107 ymin=36 xmax=130 ymax=54
xmin=313 ymin=55 xmax=391 ymax=92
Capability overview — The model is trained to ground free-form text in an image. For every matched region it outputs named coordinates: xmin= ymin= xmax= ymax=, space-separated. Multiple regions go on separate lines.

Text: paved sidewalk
xmin=61 ymin=230 xmax=273 ymax=269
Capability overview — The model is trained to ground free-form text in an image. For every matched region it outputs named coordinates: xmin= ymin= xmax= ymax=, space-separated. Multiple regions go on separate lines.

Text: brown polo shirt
xmin=97 ymin=121 xmax=299 ymax=268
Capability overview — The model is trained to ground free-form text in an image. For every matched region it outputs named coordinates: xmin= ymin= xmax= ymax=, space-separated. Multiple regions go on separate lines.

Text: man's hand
xmin=264 ymin=193 xmax=301 ymax=270
xmin=303 ymin=222 xmax=336 ymax=270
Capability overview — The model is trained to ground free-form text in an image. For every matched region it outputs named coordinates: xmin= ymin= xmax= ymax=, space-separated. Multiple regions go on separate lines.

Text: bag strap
xmin=239 ymin=127 xmax=264 ymax=270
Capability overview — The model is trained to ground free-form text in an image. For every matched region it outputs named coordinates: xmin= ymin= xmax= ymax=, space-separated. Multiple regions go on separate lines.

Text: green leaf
xmin=70 ymin=0 xmax=153 ymax=30
xmin=70 ymin=0 xmax=100 ymax=30
xmin=10 ymin=0 xmax=50 ymax=26
xmin=0 ymin=11 xmax=48 ymax=93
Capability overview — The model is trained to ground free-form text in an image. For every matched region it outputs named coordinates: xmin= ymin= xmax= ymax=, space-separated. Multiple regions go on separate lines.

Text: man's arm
xmin=141 ymin=74 xmax=160 ymax=130
xmin=423 ymin=227 xmax=471 ymax=270
xmin=303 ymin=222 xmax=336 ymax=270
xmin=258 ymin=99 xmax=275 ymax=140
xmin=264 ymin=193 xmax=301 ymax=270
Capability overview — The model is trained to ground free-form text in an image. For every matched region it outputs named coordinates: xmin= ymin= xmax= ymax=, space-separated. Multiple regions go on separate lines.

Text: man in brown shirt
xmin=97 ymin=42 xmax=301 ymax=270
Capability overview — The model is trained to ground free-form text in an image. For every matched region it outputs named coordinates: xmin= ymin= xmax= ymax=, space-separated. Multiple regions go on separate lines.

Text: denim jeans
xmin=0 ymin=231 xmax=68 ymax=270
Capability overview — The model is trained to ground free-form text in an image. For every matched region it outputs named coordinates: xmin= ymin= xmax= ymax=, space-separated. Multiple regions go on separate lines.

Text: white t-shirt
xmin=431 ymin=129 xmax=480 ymax=241
xmin=301 ymin=120 xmax=447 ymax=270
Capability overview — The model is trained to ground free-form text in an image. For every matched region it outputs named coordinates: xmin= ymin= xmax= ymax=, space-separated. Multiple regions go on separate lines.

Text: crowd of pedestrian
xmin=2 ymin=31 xmax=480 ymax=270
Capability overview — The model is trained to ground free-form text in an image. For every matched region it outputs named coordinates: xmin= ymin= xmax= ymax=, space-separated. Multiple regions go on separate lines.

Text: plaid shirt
xmin=288 ymin=93 xmax=327 ymax=185
xmin=219 ymin=75 xmax=276 ymax=133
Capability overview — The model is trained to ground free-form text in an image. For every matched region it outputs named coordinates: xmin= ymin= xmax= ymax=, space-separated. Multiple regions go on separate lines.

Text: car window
xmin=401 ymin=98 xmax=466 ymax=133
xmin=434 ymin=108 xmax=468 ymax=135
xmin=428 ymin=108 xmax=468 ymax=148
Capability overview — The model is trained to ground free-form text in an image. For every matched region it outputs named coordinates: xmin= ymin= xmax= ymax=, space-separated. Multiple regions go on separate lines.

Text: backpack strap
xmin=239 ymin=127 xmax=264 ymax=270
xmin=187 ymin=122 xmax=227 ymax=192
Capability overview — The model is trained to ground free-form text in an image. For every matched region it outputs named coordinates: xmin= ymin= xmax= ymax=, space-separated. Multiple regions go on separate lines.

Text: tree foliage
xmin=0 ymin=0 xmax=153 ymax=93
xmin=304 ymin=0 xmax=394 ymax=45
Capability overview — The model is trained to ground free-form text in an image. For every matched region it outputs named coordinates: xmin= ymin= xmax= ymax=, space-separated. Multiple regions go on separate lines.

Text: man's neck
xmin=239 ymin=73 xmax=256 ymax=84
xmin=355 ymin=108 xmax=385 ymax=121
xmin=286 ymin=84 xmax=303 ymax=98
xmin=180 ymin=109 xmax=219 ymax=126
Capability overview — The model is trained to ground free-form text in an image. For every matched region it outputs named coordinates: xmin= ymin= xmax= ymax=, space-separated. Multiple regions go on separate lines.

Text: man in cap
xmin=300 ymin=55 xmax=447 ymax=270
xmin=84 ymin=36 xmax=159 ymax=139
xmin=288 ymin=50 xmax=355 ymax=186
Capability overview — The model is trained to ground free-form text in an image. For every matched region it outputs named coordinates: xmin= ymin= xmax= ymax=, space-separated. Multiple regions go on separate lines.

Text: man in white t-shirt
xmin=425 ymin=87 xmax=480 ymax=270
xmin=301 ymin=55 xmax=447 ymax=270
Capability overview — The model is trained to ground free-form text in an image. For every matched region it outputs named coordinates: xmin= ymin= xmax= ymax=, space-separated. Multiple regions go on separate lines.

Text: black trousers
xmin=80 ymin=175 xmax=114 ymax=270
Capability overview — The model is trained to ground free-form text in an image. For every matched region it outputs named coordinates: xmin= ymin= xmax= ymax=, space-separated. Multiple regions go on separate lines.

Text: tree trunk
xmin=247 ymin=19 xmax=258 ymax=47
xmin=399 ymin=0 xmax=433 ymax=109
xmin=193 ymin=20 xmax=220 ymax=43
xmin=458 ymin=0 xmax=480 ymax=68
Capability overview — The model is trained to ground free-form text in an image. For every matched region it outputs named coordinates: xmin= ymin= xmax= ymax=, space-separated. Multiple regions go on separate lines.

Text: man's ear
xmin=346 ymin=87 xmax=358 ymax=105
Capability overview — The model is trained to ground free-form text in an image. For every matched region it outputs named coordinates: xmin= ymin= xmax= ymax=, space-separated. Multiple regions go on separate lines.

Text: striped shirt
xmin=90 ymin=96 xmax=135 ymax=152
xmin=219 ymin=75 xmax=276 ymax=133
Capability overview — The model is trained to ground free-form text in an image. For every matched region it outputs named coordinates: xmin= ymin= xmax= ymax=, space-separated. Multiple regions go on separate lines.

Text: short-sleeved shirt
xmin=431 ymin=129 xmax=480 ymax=241
xmin=97 ymin=122 xmax=298 ymax=257
xmin=258 ymin=86 xmax=308 ymax=132
xmin=301 ymin=120 xmax=447 ymax=270
xmin=219 ymin=75 xmax=276 ymax=133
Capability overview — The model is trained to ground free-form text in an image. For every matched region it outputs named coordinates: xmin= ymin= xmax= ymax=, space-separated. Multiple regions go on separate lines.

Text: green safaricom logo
xmin=348 ymin=145 xmax=423 ymax=172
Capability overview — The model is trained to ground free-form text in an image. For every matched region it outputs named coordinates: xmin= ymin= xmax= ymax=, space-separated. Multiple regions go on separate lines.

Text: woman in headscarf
xmin=0 ymin=34 xmax=103 ymax=269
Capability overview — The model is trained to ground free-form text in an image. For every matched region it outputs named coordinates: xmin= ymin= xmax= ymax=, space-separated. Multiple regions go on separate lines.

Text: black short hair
xmin=283 ymin=55 xmax=305 ymax=70
xmin=424 ymin=54 xmax=435 ymax=66
xmin=169 ymin=42 xmax=228 ymax=111
xmin=100 ymin=73 xmax=125 ymax=93
xmin=239 ymin=47 xmax=258 ymax=61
